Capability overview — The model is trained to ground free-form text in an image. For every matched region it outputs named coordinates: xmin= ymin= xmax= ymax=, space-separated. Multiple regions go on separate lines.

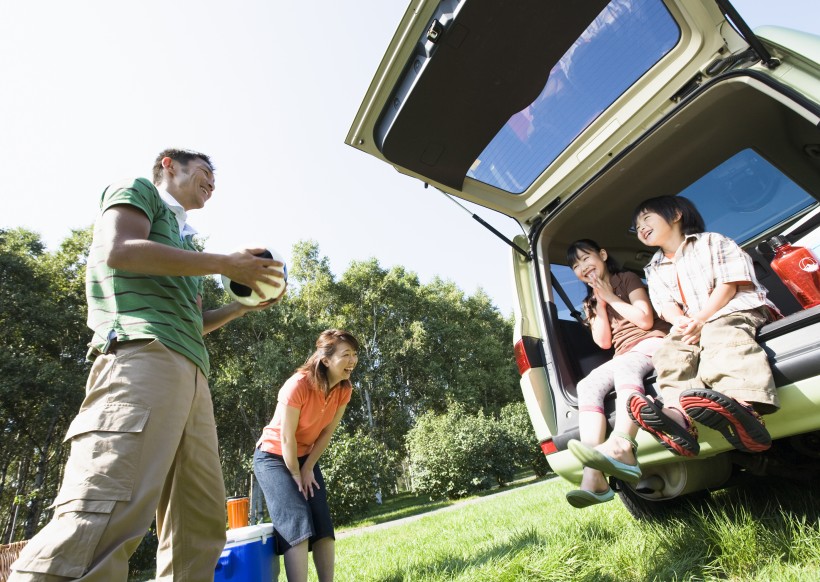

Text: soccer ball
xmin=221 ymin=248 xmax=288 ymax=306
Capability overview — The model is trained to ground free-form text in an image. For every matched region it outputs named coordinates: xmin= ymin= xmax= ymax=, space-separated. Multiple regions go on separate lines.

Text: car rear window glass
xmin=677 ymin=149 xmax=816 ymax=244
xmin=553 ymin=148 xmax=817 ymax=320
xmin=552 ymin=266 xmax=589 ymax=322
xmin=468 ymin=0 xmax=679 ymax=194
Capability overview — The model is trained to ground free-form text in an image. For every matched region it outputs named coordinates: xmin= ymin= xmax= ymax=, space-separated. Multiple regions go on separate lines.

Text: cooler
xmin=213 ymin=523 xmax=279 ymax=582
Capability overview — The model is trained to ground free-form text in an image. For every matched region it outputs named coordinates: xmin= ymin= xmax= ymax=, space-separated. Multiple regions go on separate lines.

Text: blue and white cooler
xmin=213 ymin=523 xmax=279 ymax=581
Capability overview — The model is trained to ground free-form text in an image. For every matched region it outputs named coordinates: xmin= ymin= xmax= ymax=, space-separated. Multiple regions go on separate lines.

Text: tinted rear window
xmin=553 ymin=148 xmax=817 ymax=320
xmin=469 ymin=0 xmax=680 ymax=194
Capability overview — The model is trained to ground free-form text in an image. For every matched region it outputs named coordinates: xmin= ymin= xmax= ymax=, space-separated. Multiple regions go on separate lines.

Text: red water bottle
xmin=768 ymin=236 xmax=820 ymax=309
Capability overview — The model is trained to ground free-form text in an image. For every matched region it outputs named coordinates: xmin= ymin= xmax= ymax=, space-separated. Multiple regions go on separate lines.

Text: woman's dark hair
xmin=566 ymin=239 xmax=622 ymax=325
xmin=631 ymin=195 xmax=705 ymax=236
xmin=298 ymin=329 xmax=360 ymax=394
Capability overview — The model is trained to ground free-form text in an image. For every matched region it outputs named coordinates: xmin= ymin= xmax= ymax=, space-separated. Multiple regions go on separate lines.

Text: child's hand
xmin=589 ymin=273 xmax=615 ymax=303
xmin=673 ymin=315 xmax=703 ymax=344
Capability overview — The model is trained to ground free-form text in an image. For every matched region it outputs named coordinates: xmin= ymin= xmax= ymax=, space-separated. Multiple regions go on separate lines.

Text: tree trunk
xmin=24 ymin=415 xmax=59 ymax=539
xmin=6 ymin=456 xmax=30 ymax=543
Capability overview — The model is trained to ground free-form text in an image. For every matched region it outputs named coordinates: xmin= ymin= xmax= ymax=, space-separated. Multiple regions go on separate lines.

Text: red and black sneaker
xmin=680 ymin=389 xmax=771 ymax=453
xmin=627 ymin=392 xmax=699 ymax=457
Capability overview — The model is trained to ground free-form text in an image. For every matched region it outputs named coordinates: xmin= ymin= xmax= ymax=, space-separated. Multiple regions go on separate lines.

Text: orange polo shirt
xmin=256 ymin=371 xmax=352 ymax=456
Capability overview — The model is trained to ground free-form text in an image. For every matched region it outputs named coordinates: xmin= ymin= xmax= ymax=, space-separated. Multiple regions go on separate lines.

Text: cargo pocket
xmin=11 ymin=499 xmax=117 ymax=578
xmin=55 ymin=402 xmax=150 ymax=505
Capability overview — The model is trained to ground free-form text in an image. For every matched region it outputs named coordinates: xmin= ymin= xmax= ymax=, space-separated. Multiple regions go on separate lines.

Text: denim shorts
xmin=253 ymin=448 xmax=335 ymax=553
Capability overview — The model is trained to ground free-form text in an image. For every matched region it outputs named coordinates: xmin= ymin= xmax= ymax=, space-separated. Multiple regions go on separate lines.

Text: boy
xmin=626 ymin=195 xmax=778 ymax=457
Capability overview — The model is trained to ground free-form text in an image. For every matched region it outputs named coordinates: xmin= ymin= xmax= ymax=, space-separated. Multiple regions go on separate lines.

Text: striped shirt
xmin=85 ymin=177 xmax=209 ymax=375
xmin=644 ymin=231 xmax=775 ymax=322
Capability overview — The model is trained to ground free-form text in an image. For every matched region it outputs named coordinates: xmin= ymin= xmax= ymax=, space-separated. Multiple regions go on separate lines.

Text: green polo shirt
xmin=86 ymin=177 xmax=209 ymax=376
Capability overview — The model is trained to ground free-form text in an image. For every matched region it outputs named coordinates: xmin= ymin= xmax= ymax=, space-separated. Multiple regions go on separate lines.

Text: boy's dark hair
xmin=152 ymin=148 xmax=214 ymax=185
xmin=631 ymin=195 xmax=705 ymax=236
xmin=566 ymin=239 xmax=622 ymax=326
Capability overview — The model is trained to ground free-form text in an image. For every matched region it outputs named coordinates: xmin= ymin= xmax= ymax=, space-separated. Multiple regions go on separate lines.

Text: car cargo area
xmin=533 ymin=71 xmax=820 ymax=448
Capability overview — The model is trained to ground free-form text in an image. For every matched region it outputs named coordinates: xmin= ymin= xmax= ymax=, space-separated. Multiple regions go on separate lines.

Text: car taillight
xmin=540 ymin=439 xmax=558 ymax=456
xmin=514 ymin=336 xmax=544 ymax=375
xmin=514 ymin=339 xmax=531 ymax=374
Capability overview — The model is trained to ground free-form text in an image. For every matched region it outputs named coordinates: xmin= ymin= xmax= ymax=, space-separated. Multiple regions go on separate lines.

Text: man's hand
xmin=235 ymin=283 xmax=288 ymax=313
xmin=223 ymin=248 xmax=286 ymax=300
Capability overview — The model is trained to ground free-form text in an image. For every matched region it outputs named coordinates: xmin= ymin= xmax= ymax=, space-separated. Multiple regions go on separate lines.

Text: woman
xmin=254 ymin=329 xmax=359 ymax=582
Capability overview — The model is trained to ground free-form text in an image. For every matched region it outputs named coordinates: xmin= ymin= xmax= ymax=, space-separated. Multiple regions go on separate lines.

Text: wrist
xmin=691 ymin=313 xmax=707 ymax=325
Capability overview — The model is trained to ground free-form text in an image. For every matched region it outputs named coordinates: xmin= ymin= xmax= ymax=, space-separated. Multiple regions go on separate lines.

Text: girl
xmin=254 ymin=329 xmax=359 ymax=582
xmin=565 ymin=240 xmax=669 ymax=508
xmin=627 ymin=196 xmax=777 ymax=457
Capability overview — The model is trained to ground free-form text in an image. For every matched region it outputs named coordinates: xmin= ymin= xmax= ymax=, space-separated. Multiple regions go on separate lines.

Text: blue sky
xmin=1 ymin=1 xmax=817 ymax=315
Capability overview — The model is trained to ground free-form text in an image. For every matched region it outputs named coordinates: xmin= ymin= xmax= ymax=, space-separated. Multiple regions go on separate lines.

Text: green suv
xmin=346 ymin=0 xmax=820 ymax=518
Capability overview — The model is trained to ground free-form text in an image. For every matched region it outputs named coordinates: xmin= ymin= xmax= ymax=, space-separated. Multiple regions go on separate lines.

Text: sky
xmin=1 ymin=1 xmax=818 ymax=316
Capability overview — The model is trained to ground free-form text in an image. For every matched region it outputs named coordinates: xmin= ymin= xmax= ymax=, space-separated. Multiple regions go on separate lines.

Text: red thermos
xmin=768 ymin=236 xmax=820 ymax=309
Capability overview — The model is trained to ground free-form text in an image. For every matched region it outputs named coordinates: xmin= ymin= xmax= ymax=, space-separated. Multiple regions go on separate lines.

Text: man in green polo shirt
xmin=10 ymin=148 xmax=283 ymax=581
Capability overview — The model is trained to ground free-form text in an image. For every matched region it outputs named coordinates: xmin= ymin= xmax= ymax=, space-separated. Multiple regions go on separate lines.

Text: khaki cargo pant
xmin=10 ymin=340 xmax=226 ymax=581
xmin=652 ymin=307 xmax=779 ymax=414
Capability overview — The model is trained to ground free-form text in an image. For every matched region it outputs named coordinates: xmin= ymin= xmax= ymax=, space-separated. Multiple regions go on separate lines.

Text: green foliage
xmin=321 ymin=428 xmax=399 ymax=524
xmin=0 ymin=231 xmax=524 ymax=569
xmin=406 ymin=403 xmax=516 ymax=500
xmin=499 ymin=402 xmax=551 ymax=477
xmin=0 ymin=228 xmax=90 ymax=540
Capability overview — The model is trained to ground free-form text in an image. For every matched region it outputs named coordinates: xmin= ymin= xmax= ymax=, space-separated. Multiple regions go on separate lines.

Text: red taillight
xmin=540 ymin=439 xmax=558 ymax=456
xmin=514 ymin=339 xmax=530 ymax=375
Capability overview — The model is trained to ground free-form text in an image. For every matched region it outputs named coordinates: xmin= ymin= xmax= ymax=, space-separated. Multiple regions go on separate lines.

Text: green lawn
xmin=328 ymin=477 xmax=820 ymax=581
xmin=338 ymin=473 xmax=543 ymax=531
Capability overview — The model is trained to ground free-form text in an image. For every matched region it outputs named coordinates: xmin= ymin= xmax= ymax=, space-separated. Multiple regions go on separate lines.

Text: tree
xmin=0 ymin=228 xmax=90 ymax=540
xmin=499 ymin=402 xmax=552 ymax=478
xmin=406 ymin=403 xmax=515 ymax=500
xmin=321 ymin=428 xmax=398 ymax=524
xmin=1 ymin=234 xmax=525 ymax=548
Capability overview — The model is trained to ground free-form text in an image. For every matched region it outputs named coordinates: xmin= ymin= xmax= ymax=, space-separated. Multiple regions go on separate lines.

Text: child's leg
xmin=680 ymin=309 xmax=774 ymax=453
xmin=696 ymin=309 xmax=778 ymax=412
xmin=652 ymin=333 xmax=707 ymax=409
xmin=600 ymin=350 xmax=658 ymax=463
xmin=627 ymin=336 xmax=701 ymax=456
xmin=576 ymin=362 xmax=617 ymax=493
xmin=570 ymin=358 xmax=646 ymax=497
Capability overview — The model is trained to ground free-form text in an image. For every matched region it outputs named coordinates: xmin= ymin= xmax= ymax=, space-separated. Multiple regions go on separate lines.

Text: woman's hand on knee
xmin=300 ymin=466 xmax=320 ymax=498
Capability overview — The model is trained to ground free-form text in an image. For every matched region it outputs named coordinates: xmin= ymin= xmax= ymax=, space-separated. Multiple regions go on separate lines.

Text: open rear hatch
xmin=346 ymin=0 xmax=757 ymax=224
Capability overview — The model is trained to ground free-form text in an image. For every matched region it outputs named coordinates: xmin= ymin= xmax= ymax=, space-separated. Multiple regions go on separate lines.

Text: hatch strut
xmin=430 ymin=185 xmax=531 ymax=260
xmin=714 ymin=0 xmax=779 ymax=68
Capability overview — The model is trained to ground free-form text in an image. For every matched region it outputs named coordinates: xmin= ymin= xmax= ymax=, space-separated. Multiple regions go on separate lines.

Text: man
xmin=11 ymin=149 xmax=284 ymax=581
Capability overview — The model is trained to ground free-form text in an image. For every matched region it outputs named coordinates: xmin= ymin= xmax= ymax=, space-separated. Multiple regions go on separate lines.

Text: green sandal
xmin=567 ymin=431 xmax=642 ymax=484
xmin=566 ymin=487 xmax=614 ymax=508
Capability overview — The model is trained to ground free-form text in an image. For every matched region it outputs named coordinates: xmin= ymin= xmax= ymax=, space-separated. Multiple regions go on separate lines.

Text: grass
xmin=324 ymin=476 xmax=820 ymax=581
xmin=338 ymin=472 xmax=544 ymax=530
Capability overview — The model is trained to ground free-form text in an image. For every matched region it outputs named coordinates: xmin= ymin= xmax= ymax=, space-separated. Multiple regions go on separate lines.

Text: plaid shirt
xmin=644 ymin=232 xmax=774 ymax=322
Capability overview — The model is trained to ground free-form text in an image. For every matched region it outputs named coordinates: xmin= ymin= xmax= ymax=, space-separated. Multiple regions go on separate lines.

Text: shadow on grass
xmin=638 ymin=476 xmax=820 ymax=580
xmin=369 ymin=527 xmax=549 ymax=582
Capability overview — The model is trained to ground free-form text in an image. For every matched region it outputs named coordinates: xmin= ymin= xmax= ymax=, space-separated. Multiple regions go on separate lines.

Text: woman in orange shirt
xmin=254 ymin=329 xmax=359 ymax=582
